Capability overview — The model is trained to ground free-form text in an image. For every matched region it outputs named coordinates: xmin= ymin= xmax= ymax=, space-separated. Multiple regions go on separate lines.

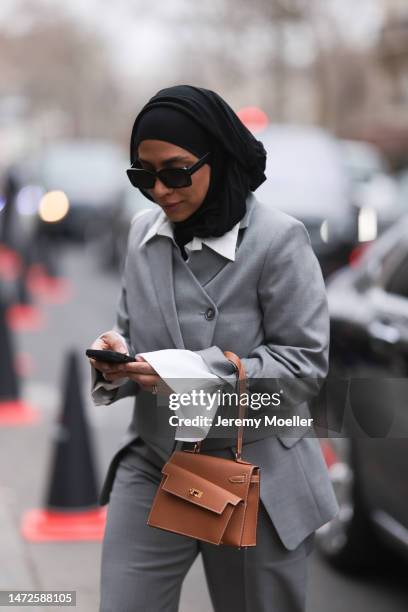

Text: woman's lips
xmin=162 ymin=201 xmax=182 ymax=209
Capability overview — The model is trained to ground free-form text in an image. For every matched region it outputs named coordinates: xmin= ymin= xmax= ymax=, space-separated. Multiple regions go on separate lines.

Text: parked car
xmin=339 ymin=139 xmax=387 ymax=184
xmin=339 ymin=139 xmax=400 ymax=236
xmin=394 ymin=169 xmax=408 ymax=216
xmin=315 ymin=216 xmax=408 ymax=571
xmin=12 ymin=139 xmax=128 ymax=242
xmin=255 ymin=125 xmax=358 ymax=278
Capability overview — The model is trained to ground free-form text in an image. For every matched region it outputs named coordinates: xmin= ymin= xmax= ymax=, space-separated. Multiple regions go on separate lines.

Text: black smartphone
xmin=86 ymin=349 xmax=136 ymax=364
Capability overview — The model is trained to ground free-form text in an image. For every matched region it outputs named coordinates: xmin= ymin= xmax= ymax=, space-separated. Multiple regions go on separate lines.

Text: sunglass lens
xmin=160 ymin=169 xmax=191 ymax=188
xmin=126 ymin=169 xmax=155 ymax=189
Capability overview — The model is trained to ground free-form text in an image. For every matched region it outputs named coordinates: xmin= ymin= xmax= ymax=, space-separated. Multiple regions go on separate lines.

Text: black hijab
xmin=130 ymin=85 xmax=267 ymax=257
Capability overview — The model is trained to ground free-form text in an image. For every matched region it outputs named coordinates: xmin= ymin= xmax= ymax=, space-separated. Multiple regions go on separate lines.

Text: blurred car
xmin=255 ymin=125 xmax=359 ymax=278
xmin=339 ymin=139 xmax=400 ymax=235
xmin=394 ymin=169 xmax=408 ymax=216
xmin=315 ymin=216 xmax=408 ymax=571
xmin=12 ymin=139 xmax=128 ymax=242
xmin=339 ymin=139 xmax=387 ymax=184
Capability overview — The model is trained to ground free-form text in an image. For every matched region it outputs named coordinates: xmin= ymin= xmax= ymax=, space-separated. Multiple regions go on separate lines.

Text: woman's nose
xmin=152 ymin=178 xmax=173 ymax=199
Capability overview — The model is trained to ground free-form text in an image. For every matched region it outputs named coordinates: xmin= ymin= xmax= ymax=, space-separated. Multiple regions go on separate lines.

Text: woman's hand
xmin=88 ymin=331 xmax=171 ymax=394
xmin=117 ymin=356 xmax=171 ymax=395
xmin=104 ymin=355 xmax=172 ymax=395
xmin=88 ymin=330 xmax=130 ymax=386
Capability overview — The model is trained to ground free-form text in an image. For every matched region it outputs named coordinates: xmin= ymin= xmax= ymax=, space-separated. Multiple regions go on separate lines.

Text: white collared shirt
xmin=140 ymin=210 xmax=240 ymax=262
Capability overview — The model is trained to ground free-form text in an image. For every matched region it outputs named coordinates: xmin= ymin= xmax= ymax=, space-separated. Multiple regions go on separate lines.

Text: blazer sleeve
xmin=195 ymin=220 xmax=330 ymax=411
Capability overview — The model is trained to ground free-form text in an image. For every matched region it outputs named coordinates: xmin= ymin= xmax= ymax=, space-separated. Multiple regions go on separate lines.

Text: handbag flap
xmin=161 ymin=462 xmax=243 ymax=514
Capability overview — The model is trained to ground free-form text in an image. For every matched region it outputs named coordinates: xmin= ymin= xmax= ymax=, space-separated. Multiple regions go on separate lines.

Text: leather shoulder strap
xmin=193 ymin=352 xmax=247 ymax=462
xmin=223 ymin=351 xmax=247 ymax=461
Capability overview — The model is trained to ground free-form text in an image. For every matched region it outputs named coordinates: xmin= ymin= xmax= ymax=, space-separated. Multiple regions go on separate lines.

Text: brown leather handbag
xmin=147 ymin=351 xmax=260 ymax=547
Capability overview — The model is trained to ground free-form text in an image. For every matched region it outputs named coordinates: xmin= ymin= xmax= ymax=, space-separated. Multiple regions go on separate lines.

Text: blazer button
xmin=205 ymin=307 xmax=215 ymax=321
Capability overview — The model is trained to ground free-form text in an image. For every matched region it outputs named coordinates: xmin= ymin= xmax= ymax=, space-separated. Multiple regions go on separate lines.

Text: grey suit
xmin=92 ymin=193 xmax=339 ymax=611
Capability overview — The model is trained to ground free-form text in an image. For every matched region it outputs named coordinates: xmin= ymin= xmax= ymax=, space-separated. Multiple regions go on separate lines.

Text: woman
xmin=89 ymin=85 xmax=339 ymax=612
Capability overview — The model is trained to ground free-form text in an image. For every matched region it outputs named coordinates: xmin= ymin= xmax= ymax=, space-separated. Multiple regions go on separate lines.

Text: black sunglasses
xmin=126 ymin=152 xmax=211 ymax=190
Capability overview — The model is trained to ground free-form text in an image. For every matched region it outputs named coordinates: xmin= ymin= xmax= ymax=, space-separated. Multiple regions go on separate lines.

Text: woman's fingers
xmin=102 ymin=371 xmax=128 ymax=382
xmin=122 ymin=361 xmax=157 ymax=375
xmin=99 ymin=330 xmax=128 ymax=354
xmin=87 ymin=330 xmax=129 ymax=372
xmin=126 ymin=373 xmax=161 ymax=386
xmin=124 ymin=370 xmax=170 ymax=394
xmin=96 ymin=360 xmax=125 ymax=377
xmin=96 ymin=361 xmax=158 ymax=387
xmin=124 ymin=357 xmax=172 ymax=394
xmin=88 ymin=338 xmax=110 ymax=371
xmin=92 ymin=350 xmax=169 ymax=394
xmin=97 ymin=361 xmax=156 ymax=378
xmin=102 ymin=368 xmax=172 ymax=395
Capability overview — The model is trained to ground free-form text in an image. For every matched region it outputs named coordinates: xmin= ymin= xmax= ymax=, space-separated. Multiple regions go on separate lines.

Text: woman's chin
xmin=163 ymin=206 xmax=191 ymax=222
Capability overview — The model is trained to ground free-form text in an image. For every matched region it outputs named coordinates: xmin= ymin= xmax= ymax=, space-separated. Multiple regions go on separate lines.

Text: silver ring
xmin=152 ymin=384 xmax=158 ymax=395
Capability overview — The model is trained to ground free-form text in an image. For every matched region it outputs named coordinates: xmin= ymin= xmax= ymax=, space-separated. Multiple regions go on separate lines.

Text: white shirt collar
xmin=140 ymin=210 xmax=241 ymax=262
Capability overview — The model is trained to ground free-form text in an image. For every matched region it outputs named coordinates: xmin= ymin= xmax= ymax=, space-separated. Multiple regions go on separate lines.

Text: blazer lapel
xmin=186 ymin=246 xmax=231 ymax=286
xmin=146 ymin=237 xmax=185 ymax=349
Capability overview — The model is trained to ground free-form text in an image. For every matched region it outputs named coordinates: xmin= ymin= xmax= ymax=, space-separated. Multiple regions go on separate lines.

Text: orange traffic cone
xmin=26 ymin=232 xmax=71 ymax=305
xmin=0 ymin=243 xmax=21 ymax=282
xmin=21 ymin=350 xmax=106 ymax=541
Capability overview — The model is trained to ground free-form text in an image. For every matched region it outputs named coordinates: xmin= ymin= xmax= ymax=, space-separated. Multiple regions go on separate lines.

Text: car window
xmin=353 ymin=232 xmax=408 ymax=292
xmin=396 ymin=172 xmax=408 ymax=213
xmin=384 ymin=250 xmax=408 ymax=298
xmin=340 ymin=140 xmax=386 ymax=182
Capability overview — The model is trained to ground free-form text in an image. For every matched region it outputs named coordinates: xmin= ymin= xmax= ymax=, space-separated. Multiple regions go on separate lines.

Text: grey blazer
xmin=91 ymin=192 xmax=339 ymax=551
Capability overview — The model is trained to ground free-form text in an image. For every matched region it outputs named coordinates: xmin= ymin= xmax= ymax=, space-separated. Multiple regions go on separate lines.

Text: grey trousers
xmin=99 ymin=438 xmax=315 ymax=612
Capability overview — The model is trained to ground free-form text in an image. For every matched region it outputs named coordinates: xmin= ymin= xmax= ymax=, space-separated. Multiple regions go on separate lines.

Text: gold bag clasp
xmin=188 ymin=487 xmax=203 ymax=498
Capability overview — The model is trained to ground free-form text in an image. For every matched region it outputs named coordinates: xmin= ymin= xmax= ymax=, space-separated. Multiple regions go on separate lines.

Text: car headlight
xmin=39 ymin=190 xmax=70 ymax=223
xmin=358 ymin=207 xmax=377 ymax=242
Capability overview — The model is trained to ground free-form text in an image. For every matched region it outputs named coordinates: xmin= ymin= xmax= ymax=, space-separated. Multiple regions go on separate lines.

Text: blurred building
xmin=380 ymin=0 xmax=408 ymax=110
xmin=335 ymin=0 xmax=408 ymax=170
xmin=364 ymin=0 xmax=408 ymax=168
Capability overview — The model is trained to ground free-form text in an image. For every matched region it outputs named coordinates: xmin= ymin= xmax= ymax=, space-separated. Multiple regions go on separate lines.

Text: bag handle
xmin=193 ymin=351 xmax=247 ymax=462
